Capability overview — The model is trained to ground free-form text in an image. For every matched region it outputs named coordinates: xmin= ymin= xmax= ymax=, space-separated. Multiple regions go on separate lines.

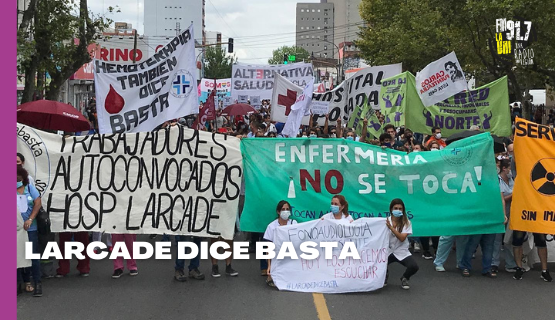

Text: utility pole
xmin=132 ymin=29 xmax=138 ymax=63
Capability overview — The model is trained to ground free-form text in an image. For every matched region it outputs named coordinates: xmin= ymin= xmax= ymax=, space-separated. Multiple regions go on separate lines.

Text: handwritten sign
xmin=270 ymin=218 xmax=389 ymax=293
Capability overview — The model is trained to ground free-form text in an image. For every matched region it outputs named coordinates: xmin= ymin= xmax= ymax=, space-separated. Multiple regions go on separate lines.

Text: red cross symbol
xmin=278 ymin=89 xmax=298 ymax=116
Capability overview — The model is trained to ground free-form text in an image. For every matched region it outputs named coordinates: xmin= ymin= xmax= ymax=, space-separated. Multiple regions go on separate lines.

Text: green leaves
xmin=268 ymin=46 xmax=310 ymax=65
xmin=204 ymin=46 xmax=237 ymax=79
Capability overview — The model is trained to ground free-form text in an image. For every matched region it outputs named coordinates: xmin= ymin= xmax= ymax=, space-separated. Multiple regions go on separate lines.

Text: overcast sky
xmin=89 ymin=0 xmax=320 ymax=64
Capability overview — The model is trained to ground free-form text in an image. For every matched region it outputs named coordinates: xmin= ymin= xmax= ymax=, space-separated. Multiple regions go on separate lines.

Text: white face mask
xmin=431 ymin=148 xmax=439 ymax=151
xmin=280 ymin=210 xmax=291 ymax=220
xmin=435 ymin=133 xmax=442 ymax=139
xmin=330 ymin=134 xmax=336 ymax=138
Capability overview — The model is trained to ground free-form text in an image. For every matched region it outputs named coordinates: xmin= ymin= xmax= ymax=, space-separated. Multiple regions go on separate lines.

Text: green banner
xmin=347 ymin=99 xmax=383 ymax=139
xmin=380 ymin=72 xmax=512 ymax=137
xmin=240 ymin=134 xmax=505 ymax=236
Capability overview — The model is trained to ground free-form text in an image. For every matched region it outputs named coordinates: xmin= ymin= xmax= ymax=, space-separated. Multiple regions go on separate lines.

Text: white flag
xmin=415 ymin=51 xmax=466 ymax=106
xmin=94 ymin=24 xmax=199 ymax=134
xmin=270 ymin=72 xmax=303 ymax=123
xmin=282 ymin=79 xmax=314 ymax=138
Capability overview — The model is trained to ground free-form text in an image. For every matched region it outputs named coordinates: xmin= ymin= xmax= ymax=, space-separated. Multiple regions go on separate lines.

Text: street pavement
xmin=17 ymin=235 xmax=555 ymax=320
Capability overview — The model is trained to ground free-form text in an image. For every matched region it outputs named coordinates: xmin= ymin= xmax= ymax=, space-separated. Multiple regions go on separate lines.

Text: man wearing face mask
xmin=426 ymin=127 xmax=446 ymax=149
xmin=379 ymin=133 xmax=393 ymax=149
xmin=345 ymin=131 xmax=358 ymax=141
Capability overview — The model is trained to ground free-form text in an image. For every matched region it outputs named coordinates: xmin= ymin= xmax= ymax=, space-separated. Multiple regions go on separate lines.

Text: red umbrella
xmin=17 ymin=100 xmax=91 ymax=132
xmin=221 ymin=103 xmax=257 ymax=116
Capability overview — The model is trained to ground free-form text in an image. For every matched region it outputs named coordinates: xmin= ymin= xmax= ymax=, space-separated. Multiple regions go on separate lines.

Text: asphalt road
xmin=17 ymin=236 xmax=554 ymax=320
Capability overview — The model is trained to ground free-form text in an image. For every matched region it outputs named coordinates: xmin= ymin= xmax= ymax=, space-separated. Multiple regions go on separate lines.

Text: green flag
xmin=380 ymin=72 xmax=409 ymax=127
xmin=383 ymin=72 xmax=511 ymax=137
xmin=240 ymin=134 xmax=505 ymax=236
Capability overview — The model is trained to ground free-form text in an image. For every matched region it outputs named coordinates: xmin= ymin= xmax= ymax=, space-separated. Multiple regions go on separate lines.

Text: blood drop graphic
xmin=105 ymin=85 xmax=125 ymax=114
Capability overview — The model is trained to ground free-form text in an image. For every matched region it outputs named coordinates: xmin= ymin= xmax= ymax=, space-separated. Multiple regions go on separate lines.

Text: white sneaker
xmin=414 ymin=242 xmax=421 ymax=253
xmin=435 ymin=265 xmax=446 ymax=272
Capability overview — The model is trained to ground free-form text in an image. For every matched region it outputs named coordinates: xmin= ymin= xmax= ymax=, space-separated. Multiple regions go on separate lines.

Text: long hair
xmin=389 ymin=198 xmax=410 ymax=233
xmin=276 ymin=200 xmax=291 ymax=215
xmin=17 ymin=166 xmax=30 ymax=187
xmin=332 ymin=195 xmax=350 ymax=217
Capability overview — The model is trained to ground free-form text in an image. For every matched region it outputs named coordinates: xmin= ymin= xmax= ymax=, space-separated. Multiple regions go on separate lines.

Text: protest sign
xmin=238 ymin=95 xmax=248 ymax=103
xmin=387 ymin=72 xmax=511 ymax=137
xmin=311 ymin=101 xmax=329 ymax=115
xmin=251 ymin=95 xmax=261 ymax=106
xmin=231 ymin=62 xmax=313 ymax=102
xmin=415 ymin=52 xmax=467 ymax=106
xmin=240 ymin=133 xmax=504 ymax=236
xmin=271 ymin=218 xmax=389 ymax=293
xmin=223 ymin=96 xmax=233 ymax=108
xmin=16 ymin=123 xmax=243 ymax=239
xmin=199 ymin=78 xmax=232 ymax=103
xmin=510 ymin=118 xmax=555 ymax=234
xmin=94 ymin=25 xmax=199 ymax=134
xmin=309 ymin=64 xmax=402 ymax=126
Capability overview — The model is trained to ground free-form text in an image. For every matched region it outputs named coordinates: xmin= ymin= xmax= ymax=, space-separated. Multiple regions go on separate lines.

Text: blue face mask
xmin=330 ymin=205 xmax=340 ymax=214
xmin=346 ymin=136 xmax=354 ymax=141
xmin=17 ymin=181 xmax=23 ymax=188
xmin=392 ymin=210 xmax=403 ymax=217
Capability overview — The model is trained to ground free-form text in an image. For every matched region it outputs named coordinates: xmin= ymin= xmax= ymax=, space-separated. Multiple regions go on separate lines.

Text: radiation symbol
xmin=531 ymin=158 xmax=555 ymax=196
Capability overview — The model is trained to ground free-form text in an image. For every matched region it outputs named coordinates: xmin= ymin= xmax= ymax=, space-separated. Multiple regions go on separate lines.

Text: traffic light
xmin=228 ymin=38 xmax=234 ymax=53
xmin=283 ymin=54 xmax=288 ymax=64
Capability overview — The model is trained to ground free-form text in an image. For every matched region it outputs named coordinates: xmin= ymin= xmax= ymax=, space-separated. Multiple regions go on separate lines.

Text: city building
xmin=144 ymin=0 xmax=205 ymax=44
xmin=295 ymin=1 xmax=335 ymax=59
xmin=329 ymin=0 xmax=363 ymax=59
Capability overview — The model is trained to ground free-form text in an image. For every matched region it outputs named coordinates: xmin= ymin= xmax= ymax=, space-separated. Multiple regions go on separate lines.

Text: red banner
xmin=192 ymin=89 xmax=216 ymax=130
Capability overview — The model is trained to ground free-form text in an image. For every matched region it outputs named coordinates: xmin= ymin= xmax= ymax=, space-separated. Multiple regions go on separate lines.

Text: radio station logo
xmin=494 ymin=18 xmax=536 ymax=66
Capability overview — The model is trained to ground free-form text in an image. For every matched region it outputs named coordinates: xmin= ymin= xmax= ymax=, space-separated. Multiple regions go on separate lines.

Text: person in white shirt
xmin=321 ymin=195 xmax=354 ymax=222
xmin=263 ymin=200 xmax=297 ymax=287
xmin=385 ymin=198 xmax=419 ymax=290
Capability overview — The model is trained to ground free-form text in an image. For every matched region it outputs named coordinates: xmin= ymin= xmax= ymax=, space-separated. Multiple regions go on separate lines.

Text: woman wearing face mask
xmin=263 ymin=200 xmax=297 ymax=287
xmin=412 ymin=143 xmax=423 ymax=152
xmin=385 ymin=198 xmax=418 ymax=290
xmin=16 ymin=166 xmax=43 ymax=297
xmin=428 ymin=141 xmax=440 ymax=151
xmin=321 ymin=195 xmax=354 ymax=222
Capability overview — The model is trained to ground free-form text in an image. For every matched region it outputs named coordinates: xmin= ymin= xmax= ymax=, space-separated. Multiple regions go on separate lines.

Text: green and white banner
xmin=240 ymin=134 xmax=505 ymax=236
xmin=380 ymin=72 xmax=512 ymax=137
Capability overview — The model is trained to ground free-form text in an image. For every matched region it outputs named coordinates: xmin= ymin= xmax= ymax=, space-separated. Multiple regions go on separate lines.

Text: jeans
xmin=491 ymin=233 xmax=517 ymax=269
xmin=24 ymin=231 xmax=41 ymax=284
xmin=387 ymin=254 xmax=419 ymax=280
xmin=460 ymin=234 xmax=496 ymax=274
xmin=433 ymin=236 xmax=469 ymax=267
xmin=175 ymin=236 xmax=202 ymax=271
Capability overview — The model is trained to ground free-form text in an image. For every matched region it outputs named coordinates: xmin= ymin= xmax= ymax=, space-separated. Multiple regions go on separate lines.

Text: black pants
xmin=420 ymin=236 xmax=440 ymax=253
xmin=388 ymin=254 xmax=419 ymax=280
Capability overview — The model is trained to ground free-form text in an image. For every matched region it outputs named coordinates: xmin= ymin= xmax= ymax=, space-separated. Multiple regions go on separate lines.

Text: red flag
xmin=192 ymin=89 xmax=216 ymax=130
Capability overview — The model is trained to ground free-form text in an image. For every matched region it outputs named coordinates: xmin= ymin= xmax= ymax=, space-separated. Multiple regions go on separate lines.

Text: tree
xmin=17 ymin=0 xmax=113 ymax=103
xmin=204 ymin=46 xmax=236 ymax=79
xmin=268 ymin=46 xmax=310 ymax=65
xmin=357 ymin=0 xmax=555 ymax=119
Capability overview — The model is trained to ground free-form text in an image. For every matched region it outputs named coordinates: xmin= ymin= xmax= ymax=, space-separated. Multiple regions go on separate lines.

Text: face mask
xmin=413 ymin=150 xmax=420 ymax=153
xmin=280 ymin=210 xmax=291 ymax=220
xmin=383 ymin=142 xmax=391 ymax=148
xmin=310 ymin=134 xmax=317 ymax=138
xmin=17 ymin=181 xmax=23 ymax=188
xmin=392 ymin=210 xmax=404 ymax=217
xmin=302 ymin=135 xmax=307 ymax=138
xmin=431 ymin=148 xmax=439 ymax=151
xmin=346 ymin=136 xmax=354 ymax=141
xmin=330 ymin=205 xmax=340 ymax=214
xmin=330 ymin=134 xmax=336 ymax=138
xmin=435 ymin=133 xmax=442 ymax=139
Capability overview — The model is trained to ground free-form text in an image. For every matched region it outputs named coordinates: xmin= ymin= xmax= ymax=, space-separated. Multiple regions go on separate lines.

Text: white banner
xmin=16 ymin=123 xmax=243 ymax=240
xmin=94 ymin=25 xmax=199 ymax=134
xmin=199 ymin=78 xmax=232 ymax=103
xmin=271 ymin=218 xmax=389 ymax=293
xmin=309 ymin=64 xmax=402 ymax=126
xmin=231 ymin=62 xmax=313 ymax=102
xmin=415 ymin=51 xmax=467 ymax=106
xmin=282 ymin=80 xmax=314 ymax=137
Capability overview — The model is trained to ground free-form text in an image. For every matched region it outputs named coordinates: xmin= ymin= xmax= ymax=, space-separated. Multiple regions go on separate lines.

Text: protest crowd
xmin=16 ymin=96 xmax=554 ymax=297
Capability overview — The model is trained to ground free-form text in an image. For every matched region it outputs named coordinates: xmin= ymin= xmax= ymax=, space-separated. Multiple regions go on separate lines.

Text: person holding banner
xmin=111 ymin=234 xmax=138 ymax=278
xmin=385 ymin=198 xmax=418 ymax=290
xmin=263 ymin=200 xmax=297 ymax=287
xmin=17 ymin=166 xmax=43 ymax=297
xmin=512 ymin=231 xmax=551 ymax=281
xmin=321 ymin=195 xmax=354 ymax=222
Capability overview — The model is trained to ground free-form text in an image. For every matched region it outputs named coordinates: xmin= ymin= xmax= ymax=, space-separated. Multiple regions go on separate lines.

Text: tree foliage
xmin=17 ymin=0 xmax=114 ymax=103
xmin=204 ymin=46 xmax=237 ymax=79
xmin=357 ymin=0 xmax=555 ymax=118
xmin=268 ymin=46 xmax=310 ymax=65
